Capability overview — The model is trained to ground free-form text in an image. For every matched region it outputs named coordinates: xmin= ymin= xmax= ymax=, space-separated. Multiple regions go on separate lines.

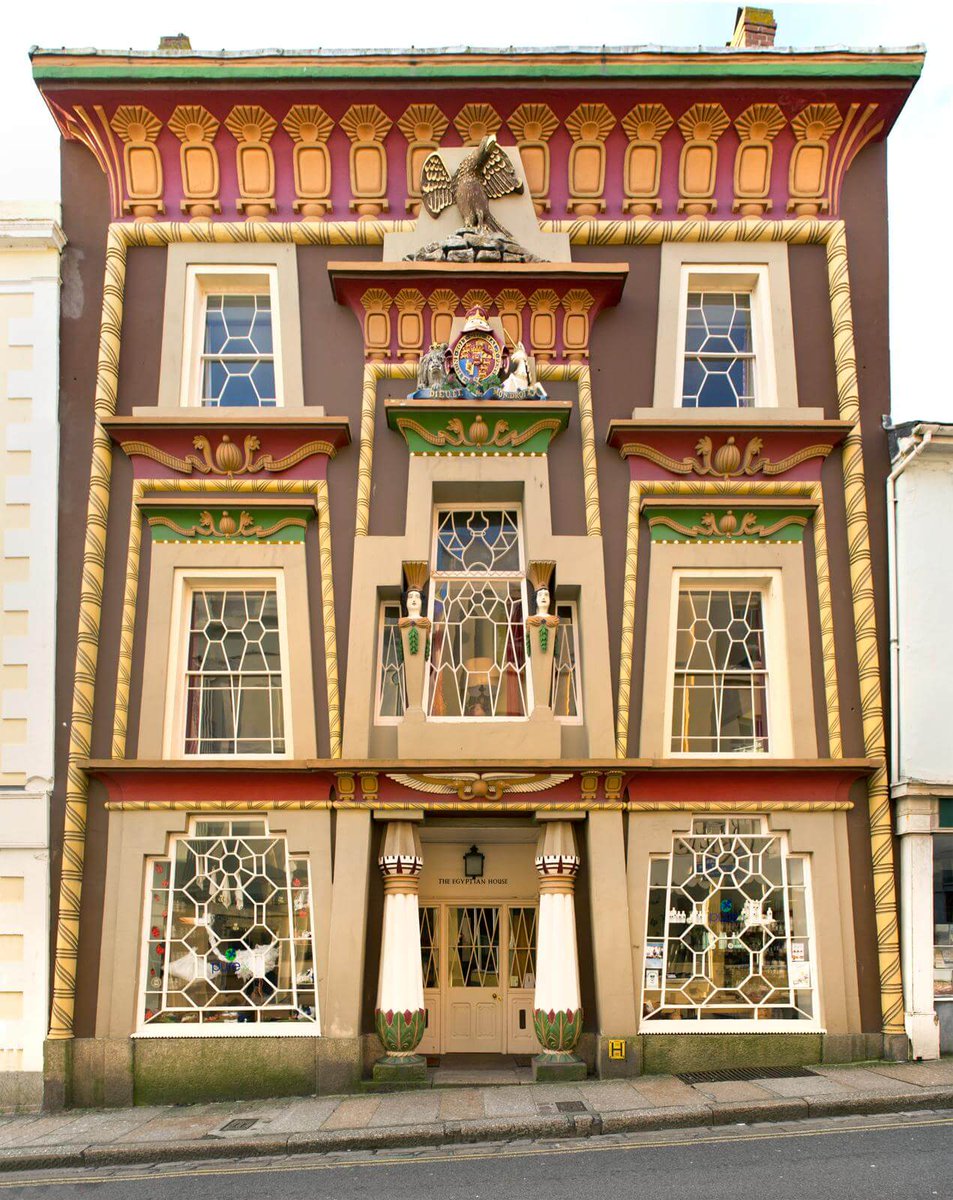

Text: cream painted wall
xmin=0 ymin=204 xmax=63 ymax=1090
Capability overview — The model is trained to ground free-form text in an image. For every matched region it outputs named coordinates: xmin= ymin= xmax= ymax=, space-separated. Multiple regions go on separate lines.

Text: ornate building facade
xmin=33 ymin=9 xmax=922 ymax=1105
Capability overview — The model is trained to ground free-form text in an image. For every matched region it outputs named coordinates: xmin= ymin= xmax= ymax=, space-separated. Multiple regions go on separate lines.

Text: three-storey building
xmin=33 ymin=9 xmax=922 ymax=1105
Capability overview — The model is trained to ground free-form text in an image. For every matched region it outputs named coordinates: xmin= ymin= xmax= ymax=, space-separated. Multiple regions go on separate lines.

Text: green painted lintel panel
xmin=647 ymin=506 xmax=811 ymax=543
xmin=146 ymin=505 xmax=310 ymax=544
xmin=387 ymin=403 xmax=569 ymax=455
xmin=31 ymin=59 xmax=923 ymax=84
xmin=939 ymin=798 xmax=953 ymax=829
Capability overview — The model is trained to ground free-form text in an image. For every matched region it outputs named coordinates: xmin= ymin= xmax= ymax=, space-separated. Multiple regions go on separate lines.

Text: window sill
xmin=133 ymin=1024 xmax=322 ymax=1038
xmin=626 ymin=405 xmax=827 ymax=425
xmin=639 ymin=1022 xmax=824 ymax=1035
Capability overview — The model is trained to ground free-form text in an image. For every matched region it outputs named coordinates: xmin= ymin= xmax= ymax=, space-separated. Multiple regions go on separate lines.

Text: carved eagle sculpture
xmin=420 ymin=135 xmax=524 ymax=233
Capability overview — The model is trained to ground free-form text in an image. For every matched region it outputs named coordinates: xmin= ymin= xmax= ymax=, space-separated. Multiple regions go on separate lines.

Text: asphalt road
xmin=2 ymin=1111 xmax=951 ymax=1199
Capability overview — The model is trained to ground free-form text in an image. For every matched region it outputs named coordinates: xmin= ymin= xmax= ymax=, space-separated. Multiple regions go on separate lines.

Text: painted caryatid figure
xmin=526 ymin=561 xmax=559 ymax=715
xmin=374 ymin=820 xmax=427 ymax=1076
xmin=398 ymin=561 xmax=431 ymax=720
xmin=533 ymin=820 xmax=585 ymax=1079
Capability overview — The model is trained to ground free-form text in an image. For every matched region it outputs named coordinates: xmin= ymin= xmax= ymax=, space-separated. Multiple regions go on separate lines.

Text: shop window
xmin=933 ymin=835 xmax=953 ymax=998
xmin=675 ymin=265 xmax=778 ymax=409
xmin=552 ymin=601 xmax=582 ymax=722
xmin=427 ymin=508 xmax=529 ymax=719
xmin=176 ymin=582 xmax=289 ymax=757
xmin=642 ymin=817 xmax=817 ymax=1028
xmin=182 ymin=265 xmax=281 ymax=408
xmin=670 ymin=586 xmax=769 ymax=754
xmin=139 ymin=818 xmax=317 ymax=1030
xmin=375 ymin=601 xmax=406 ymax=723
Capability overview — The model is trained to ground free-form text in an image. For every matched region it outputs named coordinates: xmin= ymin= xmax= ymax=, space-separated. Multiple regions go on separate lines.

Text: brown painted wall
xmin=53 ymin=130 xmax=895 ymax=1038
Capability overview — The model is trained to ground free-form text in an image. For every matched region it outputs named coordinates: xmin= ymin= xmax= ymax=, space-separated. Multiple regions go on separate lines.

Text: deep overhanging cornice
xmin=30 ymin=46 xmax=925 ymax=84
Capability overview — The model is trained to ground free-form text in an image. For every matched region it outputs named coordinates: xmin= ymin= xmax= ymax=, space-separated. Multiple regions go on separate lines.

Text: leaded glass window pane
xmin=671 ymin=588 xmax=769 ymax=754
xmin=552 ymin=603 xmax=580 ymax=720
xmin=201 ymin=293 xmax=277 ymax=408
xmin=141 ymin=820 xmax=317 ymax=1027
xmin=449 ymin=906 xmax=500 ymax=987
xmin=377 ymin=603 xmax=406 ymax=719
xmin=508 ymin=906 xmax=538 ymax=988
xmin=428 ymin=508 xmax=529 ymax=718
xmin=681 ymin=290 xmax=755 ymax=409
xmin=420 ymin=906 xmax=439 ymax=989
xmin=643 ymin=819 xmax=815 ymax=1025
xmin=185 ymin=588 xmax=285 ymax=755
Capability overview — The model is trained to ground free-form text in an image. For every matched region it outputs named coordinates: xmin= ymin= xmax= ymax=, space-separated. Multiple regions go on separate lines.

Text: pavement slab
xmin=438 ymin=1089 xmax=485 ymax=1121
xmin=753 ymin=1074 xmax=850 ymax=1098
xmin=320 ymin=1097 xmax=381 ymax=1130
xmin=578 ymin=1081 xmax=653 ymax=1112
xmin=811 ymin=1066 xmax=919 ymax=1094
xmin=628 ymin=1076 xmax=700 ymax=1107
xmin=864 ymin=1060 xmax=953 ymax=1087
xmin=691 ymin=1080 xmax=777 ymax=1103
xmin=369 ymin=1091 xmax=442 ymax=1127
xmin=482 ymin=1087 xmax=538 ymax=1117
xmin=265 ymin=1097 xmax=339 ymax=1133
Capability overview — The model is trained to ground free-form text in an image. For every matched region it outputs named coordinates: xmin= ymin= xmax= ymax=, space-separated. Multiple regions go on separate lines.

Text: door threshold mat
xmin=676 ymin=1066 xmax=819 ymax=1084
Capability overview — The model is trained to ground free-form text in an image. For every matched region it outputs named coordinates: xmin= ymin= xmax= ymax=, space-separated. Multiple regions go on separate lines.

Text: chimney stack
xmin=158 ymin=34 xmax=192 ymax=51
xmin=729 ymin=7 xmax=777 ymax=49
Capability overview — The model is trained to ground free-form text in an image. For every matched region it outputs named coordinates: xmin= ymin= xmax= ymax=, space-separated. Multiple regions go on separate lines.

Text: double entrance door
xmin=418 ymin=902 xmax=538 ymax=1055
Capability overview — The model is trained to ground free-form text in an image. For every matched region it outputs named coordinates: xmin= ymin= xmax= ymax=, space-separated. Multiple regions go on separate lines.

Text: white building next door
xmin=445 ymin=906 xmax=503 ymax=1052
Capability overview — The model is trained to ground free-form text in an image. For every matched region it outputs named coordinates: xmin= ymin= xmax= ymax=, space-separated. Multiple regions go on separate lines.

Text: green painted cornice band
xmin=647 ymin=506 xmax=812 ymax=544
xmin=146 ymin=506 xmax=310 ymax=544
xmin=30 ymin=57 xmax=924 ymax=84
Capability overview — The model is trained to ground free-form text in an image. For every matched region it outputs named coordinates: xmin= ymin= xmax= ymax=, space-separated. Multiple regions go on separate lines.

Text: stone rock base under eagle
xmin=404 ymin=226 xmax=543 ymax=264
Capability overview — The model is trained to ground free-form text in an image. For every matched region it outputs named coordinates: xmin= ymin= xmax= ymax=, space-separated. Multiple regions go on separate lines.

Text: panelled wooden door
xmin=417 ymin=902 xmax=537 ymax=1055
xmin=445 ymin=905 xmax=503 ymax=1052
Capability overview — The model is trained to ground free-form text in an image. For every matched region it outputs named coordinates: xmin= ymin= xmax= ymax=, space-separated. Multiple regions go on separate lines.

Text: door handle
xmin=492 ymin=992 xmax=501 ymax=1001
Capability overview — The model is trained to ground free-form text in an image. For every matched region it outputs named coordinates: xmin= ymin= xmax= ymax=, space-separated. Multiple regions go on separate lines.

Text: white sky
xmin=1 ymin=0 xmax=949 ymax=423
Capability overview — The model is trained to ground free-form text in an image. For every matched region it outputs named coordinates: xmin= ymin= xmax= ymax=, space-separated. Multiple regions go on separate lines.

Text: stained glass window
xmin=682 ymin=291 xmax=755 ymax=408
xmin=671 ymin=588 xmax=769 ymax=754
xmin=200 ymin=293 xmax=276 ymax=408
xmin=643 ymin=818 xmax=815 ymax=1025
xmin=184 ymin=588 xmax=285 ymax=755
xmin=141 ymin=819 xmax=317 ymax=1028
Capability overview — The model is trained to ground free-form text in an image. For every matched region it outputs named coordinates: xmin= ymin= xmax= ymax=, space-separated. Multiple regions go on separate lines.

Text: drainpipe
xmin=886 ymin=425 xmax=935 ymax=787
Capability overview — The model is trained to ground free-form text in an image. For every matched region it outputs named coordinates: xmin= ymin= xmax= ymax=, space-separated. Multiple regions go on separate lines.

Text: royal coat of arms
xmin=450 ymin=309 xmax=506 ymax=390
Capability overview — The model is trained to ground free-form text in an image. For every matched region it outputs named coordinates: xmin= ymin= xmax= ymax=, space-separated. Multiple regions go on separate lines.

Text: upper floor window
xmin=171 ymin=578 xmax=290 ymax=757
xmin=642 ymin=817 xmax=817 ymax=1028
xmin=677 ymin=266 xmax=776 ymax=409
xmin=375 ymin=601 xmax=406 ymax=723
xmin=140 ymin=818 xmax=318 ymax=1030
xmin=427 ymin=508 xmax=529 ymax=719
xmin=552 ymin=601 xmax=582 ymax=722
xmin=671 ymin=586 xmax=769 ymax=755
xmin=182 ymin=265 xmax=281 ymax=408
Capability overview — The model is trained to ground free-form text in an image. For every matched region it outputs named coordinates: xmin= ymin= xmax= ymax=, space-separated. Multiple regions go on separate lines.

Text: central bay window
xmin=139 ymin=818 xmax=318 ymax=1030
xmin=167 ymin=573 xmax=292 ymax=757
xmin=427 ymin=507 xmax=530 ymax=718
xmin=670 ymin=584 xmax=770 ymax=755
xmin=642 ymin=818 xmax=817 ymax=1028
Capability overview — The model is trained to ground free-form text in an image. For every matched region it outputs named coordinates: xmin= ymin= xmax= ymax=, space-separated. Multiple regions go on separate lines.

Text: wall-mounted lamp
xmin=463 ymin=845 xmax=485 ymax=879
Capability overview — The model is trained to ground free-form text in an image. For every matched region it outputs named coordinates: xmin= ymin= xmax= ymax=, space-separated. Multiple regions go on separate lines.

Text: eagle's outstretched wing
xmin=420 ymin=153 xmax=455 ymax=218
xmin=482 ymin=773 xmax=572 ymax=793
xmin=480 ymin=143 xmax=524 ymax=200
xmin=387 ymin=772 xmax=479 ymax=794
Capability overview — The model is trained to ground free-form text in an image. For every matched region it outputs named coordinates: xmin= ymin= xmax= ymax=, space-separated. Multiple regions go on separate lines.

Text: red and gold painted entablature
xmin=32 ymin=47 xmax=921 ymax=223
xmin=104 ymin=414 xmax=351 ymax=481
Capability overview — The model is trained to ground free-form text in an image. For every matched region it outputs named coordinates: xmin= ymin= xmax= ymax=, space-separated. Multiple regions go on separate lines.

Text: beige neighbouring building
xmin=0 ymin=203 xmax=63 ymax=1109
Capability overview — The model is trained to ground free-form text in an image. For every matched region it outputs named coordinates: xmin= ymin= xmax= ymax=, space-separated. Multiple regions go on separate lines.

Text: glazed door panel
xmin=444 ymin=905 xmax=504 ymax=1052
